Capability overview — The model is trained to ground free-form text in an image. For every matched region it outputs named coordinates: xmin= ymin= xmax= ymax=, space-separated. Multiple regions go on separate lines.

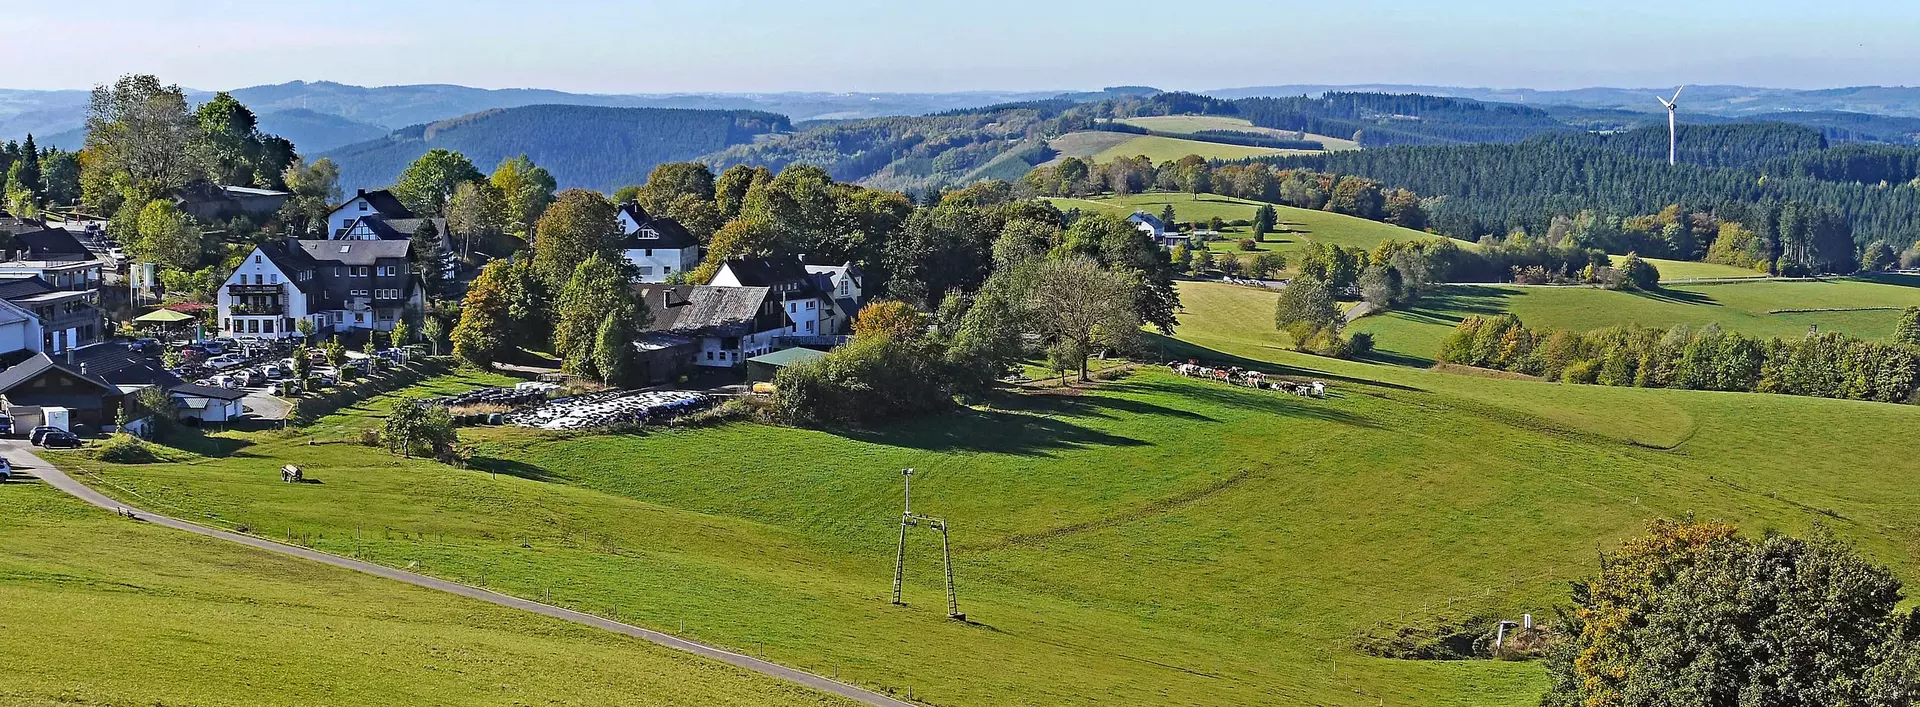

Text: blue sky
xmin=16 ymin=0 xmax=1920 ymax=92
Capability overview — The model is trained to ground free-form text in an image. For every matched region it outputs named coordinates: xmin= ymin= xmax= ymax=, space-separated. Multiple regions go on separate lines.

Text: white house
xmin=216 ymin=239 xmax=424 ymax=340
xmin=617 ymin=202 xmax=702 ymax=283
xmin=325 ymin=189 xmax=417 ymax=238
xmin=1128 ymin=211 xmax=1167 ymax=240
xmin=169 ymin=383 xmax=247 ymax=424
xmin=803 ymin=262 xmax=864 ymax=335
xmin=0 ymin=298 xmax=43 ymax=356
xmin=711 ymin=257 xmax=831 ymax=339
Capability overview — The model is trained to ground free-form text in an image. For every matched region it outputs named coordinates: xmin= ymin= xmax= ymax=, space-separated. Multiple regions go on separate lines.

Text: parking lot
xmin=141 ymin=337 xmax=411 ymax=424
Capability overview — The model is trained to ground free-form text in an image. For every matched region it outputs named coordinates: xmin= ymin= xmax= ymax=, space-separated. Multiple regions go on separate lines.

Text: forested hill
xmin=1259 ymin=140 xmax=1920 ymax=248
xmin=1232 ymin=92 xmax=1574 ymax=147
xmin=1535 ymin=123 xmax=1829 ymax=169
xmin=322 ymin=104 xmax=789 ymax=191
xmin=702 ymin=101 xmax=1074 ymax=192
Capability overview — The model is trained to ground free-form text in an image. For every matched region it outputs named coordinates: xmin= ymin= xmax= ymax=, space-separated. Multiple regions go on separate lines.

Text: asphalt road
xmin=3 ymin=441 xmax=913 ymax=707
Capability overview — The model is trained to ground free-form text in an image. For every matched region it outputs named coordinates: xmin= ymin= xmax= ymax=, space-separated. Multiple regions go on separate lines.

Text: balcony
xmin=230 ymin=302 xmax=285 ymax=316
xmin=227 ymin=283 xmax=285 ymax=295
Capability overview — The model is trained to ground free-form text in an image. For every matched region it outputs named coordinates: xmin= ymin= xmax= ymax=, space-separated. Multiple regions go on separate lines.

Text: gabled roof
xmin=1128 ymin=211 xmax=1165 ymax=230
xmin=636 ymin=284 xmax=774 ymax=337
xmin=345 ymin=215 xmax=445 ymax=241
xmin=170 ymin=383 xmax=247 ymax=401
xmin=9 ymin=227 xmax=91 ymax=259
xmin=68 ymin=343 xmax=181 ymax=388
xmin=746 ymin=346 xmax=827 ymax=368
xmin=255 ymin=240 xmax=321 ymax=295
xmin=299 ymin=239 xmax=412 ymax=266
xmin=0 ymin=352 xmax=116 ymax=395
xmin=718 ymin=256 xmax=813 ymax=288
xmin=340 ymin=189 xmax=417 ymax=220
xmin=619 ymin=202 xmax=701 ymax=250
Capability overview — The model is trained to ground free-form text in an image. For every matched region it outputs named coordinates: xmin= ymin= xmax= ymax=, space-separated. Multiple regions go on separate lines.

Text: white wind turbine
xmin=1655 ymin=86 xmax=1685 ymax=165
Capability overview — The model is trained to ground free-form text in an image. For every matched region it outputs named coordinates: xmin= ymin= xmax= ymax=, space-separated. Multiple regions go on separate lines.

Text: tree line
xmin=1438 ymin=309 xmax=1920 ymax=404
xmin=1254 ymin=138 xmax=1920 ymax=260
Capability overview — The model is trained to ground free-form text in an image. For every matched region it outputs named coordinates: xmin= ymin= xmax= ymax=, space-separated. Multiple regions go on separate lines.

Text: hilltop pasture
xmin=42 ymin=277 xmax=1920 ymax=706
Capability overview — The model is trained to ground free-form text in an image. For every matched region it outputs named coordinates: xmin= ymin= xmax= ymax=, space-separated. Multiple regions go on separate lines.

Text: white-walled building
xmin=617 ymin=202 xmax=701 ymax=283
xmin=325 ymin=189 xmax=417 ymax=238
xmin=216 ymin=239 xmax=424 ymax=340
xmin=635 ymin=257 xmax=842 ymax=369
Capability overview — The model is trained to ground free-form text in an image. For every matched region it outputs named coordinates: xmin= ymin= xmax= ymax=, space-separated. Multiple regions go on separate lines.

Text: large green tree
xmin=451 ymin=260 xmax=514 ymax=367
xmin=1273 ymin=273 xmax=1343 ymax=349
xmin=1543 ymin=520 xmax=1919 ymax=707
xmin=531 ymin=189 xmax=624 ymax=292
xmin=134 ymin=200 xmax=201 ymax=270
xmin=488 ymin=154 xmax=556 ymax=235
xmin=194 ymin=92 xmax=293 ymax=189
xmin=391 ymin=149 xmax=483 ymax=216
xmin=277 ymin=157 xmax=341 ymax=236
xmin=1026 ymin=255 xmax=1139 ymax=381
xmin=553 ymin=253 xmax=649 ymax=381
xmin=83 ymin=74 xmax=204 ymax=210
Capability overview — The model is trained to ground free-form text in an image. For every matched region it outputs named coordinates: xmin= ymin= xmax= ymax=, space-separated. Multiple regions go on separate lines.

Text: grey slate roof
xmin=348 ymin=189 xmax=417 ymax=219
xmin=170 ymin=383 xmax=248 ymax=401
xmin=636 ymin=284 xmax=773 ymax=337
xmin=299 ymin=239 xmax=412 ymax=265
xmin=619 ymin=202 xmax=701 ymax=250
xmin=0 ymin=353 xmax=115 ymax=395
xmin=0 ymin=276 xmax=54 ymax=301
xmin=9 ymin=228 xmax=92 ymax=259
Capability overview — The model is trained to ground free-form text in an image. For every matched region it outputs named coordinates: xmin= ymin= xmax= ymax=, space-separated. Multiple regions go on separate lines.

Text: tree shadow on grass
xmin=1388 ymin=285 xmax=1516 ymax=327
xmin=1633 ymin=287 xmax=1718 ymax=306
xmin=1101 ymin=377 xmax=1385 ymax=429
xmin=466 ymin=456 xmax=562 ymax=483
xmin=836 ymin=406 xmax=1150 ymax=457
xmin=155 ymin=428 xmax=255 ymax=459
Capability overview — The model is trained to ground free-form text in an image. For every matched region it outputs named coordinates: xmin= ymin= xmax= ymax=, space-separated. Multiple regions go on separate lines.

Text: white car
xmin=206 ymin=354 xmax=247 ymax=370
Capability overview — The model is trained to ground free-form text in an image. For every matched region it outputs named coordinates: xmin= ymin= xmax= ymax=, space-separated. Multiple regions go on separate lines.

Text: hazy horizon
xmin=15 ymin=0 xmax=1920 ymax=94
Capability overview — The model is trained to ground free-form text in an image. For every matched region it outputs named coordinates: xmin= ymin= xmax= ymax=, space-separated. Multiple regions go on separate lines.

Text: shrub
xmin=1561 ymin=359 xmax=1599 ymax=384
xmin=772 ymin=332 xmax=955 ymax=427
xmin=96 ymin=434 xmax=165 ymax=464
xmin=1237 ymin=238 xmax=1258 ymax=252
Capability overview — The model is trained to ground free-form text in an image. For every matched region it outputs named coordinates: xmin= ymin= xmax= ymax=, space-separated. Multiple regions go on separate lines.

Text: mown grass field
xmin=1049 ymin=192 xmax=1463 ymax=258
xmin=1118 ymin=115 xmax=1361 ymax=151
xmin=0 ymin=477 xmax=855 ymax=707
xmin=1640 ymin=256 xmax=1767 ymax=281
xmin=1342 ymin=274 xmax=1920 ymax=364
xmin=1092 ymin=134 xmax=1312 ymax=162
xmin=46 ymin=274 xmax=1920 ymax=707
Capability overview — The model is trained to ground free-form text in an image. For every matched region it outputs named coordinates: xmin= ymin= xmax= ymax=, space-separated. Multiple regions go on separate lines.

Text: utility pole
xmin=890 ymin=468 xmax=912 ymax=605
xmin=888 ymin=467 xmax=965 ymax=621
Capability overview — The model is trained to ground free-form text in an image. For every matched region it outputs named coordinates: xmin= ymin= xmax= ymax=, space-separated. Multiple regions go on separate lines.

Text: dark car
xmin=0 ymin=414 xmax=13 ymax=436
xmin=38 ymin=430 xmax=81 ymax=449
xmin=0 ymin=457 xmax=12 ymax=482
xmin=28 ymin=425 xmax=59 ymax=445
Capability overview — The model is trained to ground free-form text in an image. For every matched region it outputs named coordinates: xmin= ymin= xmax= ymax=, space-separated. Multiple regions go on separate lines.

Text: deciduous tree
xmin=391 ymin=149 xmax=482 ymax=216
xmin=531 ymin=189 xmax=623 ymax=292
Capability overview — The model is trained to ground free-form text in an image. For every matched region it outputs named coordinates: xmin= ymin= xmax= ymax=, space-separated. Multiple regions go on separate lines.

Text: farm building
xmin=169 ymin=384 xmax=248 ymax=424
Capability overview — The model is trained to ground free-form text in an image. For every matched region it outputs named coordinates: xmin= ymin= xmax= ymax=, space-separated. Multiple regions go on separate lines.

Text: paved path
xmin=4 ymin=442 xmax=912 ymax=707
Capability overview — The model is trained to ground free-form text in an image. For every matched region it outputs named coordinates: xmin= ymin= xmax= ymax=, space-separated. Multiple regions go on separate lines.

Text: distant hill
xmin=321 ymin=104 xmax=789 ymax=192
xmin=256 ymin=109 xmax=390 ymax=153
xmin=702 ymin=102 xmax=1074 ymax=192
xmin=1209 ymin=84 xmax=1920 ymax=119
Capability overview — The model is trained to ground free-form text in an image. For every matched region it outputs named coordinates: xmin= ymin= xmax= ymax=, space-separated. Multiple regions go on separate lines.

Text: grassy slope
xmin=1118 ymin=115 xmax=1361 ymax=150
xmin=1640 ymin=256 xmax=1767 ymax=281
xmin=0 ymin=479 xmax=852 ymax=707
xmin=1348 ymin=274 xmax=1920 ymax=364
xmin=1049 ymin=192 xmax=1462 ymax=256
xmin=1093 ymin=134 xmax=1310 ymax=163
xmin=55 ymin=300 xmax=1920 ymax=707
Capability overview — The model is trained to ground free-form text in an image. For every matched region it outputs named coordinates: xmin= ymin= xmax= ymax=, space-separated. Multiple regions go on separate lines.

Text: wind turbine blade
xmin=1672 ymin=86 xmax=1685 ymax=102
xmin=1656 ymin=96 xmax=1672 ymax=108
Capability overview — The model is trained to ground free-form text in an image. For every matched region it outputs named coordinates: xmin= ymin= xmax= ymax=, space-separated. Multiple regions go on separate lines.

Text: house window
xmin=806 ymin=300 xmax=816 ymax=310
xmin=840 ymin=281 xmax=849 ymax=295
xmin=264 ymin=319 xmax=275 ymax=333
xmin=645 ymin=248 xmax=653 ymax=256
xmin=247 ymin=320 xmax=259 ymax=333
xmin=269 ymin=274 xmax=278 ymax=283
xmin=358 ymin=202 xmax=368 ymax=211
xmin=254 ymin=255 xmax=261 ymax=264
xmin=706 ymin=351 xmax=714 ymax=361
xmin=222 ymin=318 xmax=229 ymax=331
xmin=806 ymin=320 xmax=815 ymax=333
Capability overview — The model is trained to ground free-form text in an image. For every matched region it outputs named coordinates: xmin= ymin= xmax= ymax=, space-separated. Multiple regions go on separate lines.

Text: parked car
xmin=129 ymin=338 xmax=162 ymax=355
xmin=312 ymin=373 xmax=337 ymax=387
xmin=0 ymin=456 xmax=10 ymax=482
xmin=206 ymin=354 xmax=247 ymax=370
xmin=268 ymin=380 xmax=299 ymax=396
xmin=211 ymin=375 xmax=244 ymax=390
xmin=306 ymin=349 xmax=329 ymax=364
xmin=0 ymin=414 xmax=13 ymax=437
xmin=280 ymin=357 xmax=299 ymax=370
xmin=262 ymin=365 xmax=285 ymax=380
xmin=38 ymin=430 xmax=81 ymax=449
xmin=231 ymin=369 xmax=262 ymax=386
xmin=28 ymin=426 xmax=60 ymax=445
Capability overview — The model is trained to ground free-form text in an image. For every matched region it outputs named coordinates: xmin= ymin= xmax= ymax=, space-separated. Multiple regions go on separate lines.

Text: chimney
xmin=79 ymin=362 xmax=87 ymax=375
xmin=797 ymin=253 xmax=807 ymax=263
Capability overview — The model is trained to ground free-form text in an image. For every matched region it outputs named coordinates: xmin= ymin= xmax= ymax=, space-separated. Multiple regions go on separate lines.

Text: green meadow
xmin=0 ymin=478 xmax=855 ymax=707
xmin=1118 ymin=115 xmax=1361 ymax=150
xmin=1340 ymin=274 xmax=1920 ymax=364
xmin=26 ymin=274 xmax=1920 ymax=706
